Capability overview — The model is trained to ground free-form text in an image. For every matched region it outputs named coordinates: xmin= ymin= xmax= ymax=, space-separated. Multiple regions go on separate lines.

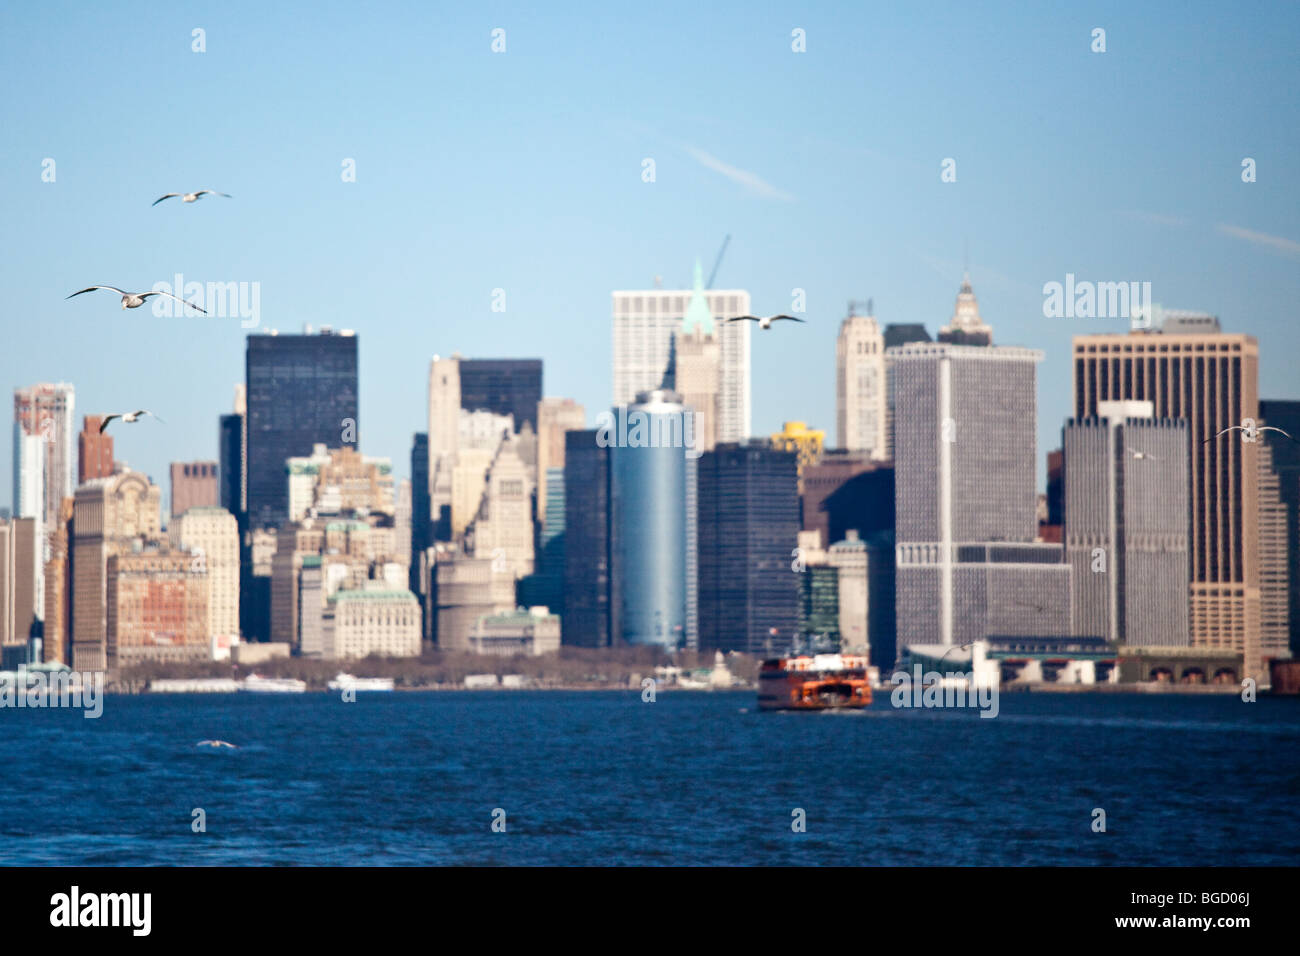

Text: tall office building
xmin=612 ymin=262 xmax=751 ymax=443
xmin=882 ymin=323 xmax=932 ymax=460
xmin=697 ymin=442 xmax=800 ymax=654
xmin=836 ymin=307 xmax=887 ymax=456
xmin=0 ymin=517 xmax=42 ymax=650
xmin=78 ymin=415 xmax=115 ymax=485
xmin=1063 ymin=402 xmax=1191 ymax=645
xmin=13 ymin=383 xmax=76 ymax=535
xmin=459 ymin=359 xmax=543 ymax=431
xmin=170 ymin=461 xmax=219 ymax=518
xmin=893 ymin=341 xmax=1070 ymax=651
xmin=245 ymin=329 xmax=359 ymax=531
xmin=410 ymin=433 xmax=431 ymax=598
xmin=464 ymin=435 xmax=534 ymax=579
xmin=427 ymin=355 xmax=462 ymax=540
xmin=170 ymin=506 xmax=240 ymax=641
xmin=672 ymin=278 xmax=723 ymax=454
xmin=1259 ymin=400 xmax=1300 ymax=655
xmin=218 ymin=385 xmax=245 ymax=518
xmin=1256 ymin=441 xmax=1290 ymax=665
xmin=611 ymin=390 xmax=697 ymax=649
xmin=71 ymin=470 xmax=163 ymax=670
xmin=563 ymin=429 xmax=614 ymax=647
xmin=1073 ymin=318 xmax=1264 ymax=678
xmin=536 ymin=398 xmax=584 ymax=522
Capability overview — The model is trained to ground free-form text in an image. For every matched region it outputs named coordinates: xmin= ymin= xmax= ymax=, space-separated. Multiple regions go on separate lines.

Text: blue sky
xmin=2 ymin=1 xmax=1298 ymax=506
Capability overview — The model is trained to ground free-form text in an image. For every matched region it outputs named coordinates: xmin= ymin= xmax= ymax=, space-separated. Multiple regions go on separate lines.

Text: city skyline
xmin=3 ymin=2 xmax=1298 ymax=499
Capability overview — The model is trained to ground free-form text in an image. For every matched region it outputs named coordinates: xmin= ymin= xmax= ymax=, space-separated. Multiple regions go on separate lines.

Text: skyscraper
xmin=0 ymin=516 xmax=41 ymax=651
xmin=892 ymin=341 xmax=1070 ymax=652
xmin=535 ymin=398 xmax=584 ymax=522
xmin=882 ymin=323 xmax=932 ymax=460
xmin=697 ymin=442 xmax=800 ymax=655
xmin=1073 ymin=318 xmax=1263 ymax=678
xmin=458 ymin=359 xmax=543 ymax=431
xmin=409 ymin=432 xmax=430 ymax=598
xmin=170 ymin=461 xmax=219 ymax=518
xmin=1258 ymin=400 xmax=1300 ymax=656
xmin=612 ymin=262 xmax=751 ymax=443
xmin=13 ymin=383 xmax=76 ymax=535
xmin=427 ymin=355 xmax=461 ymax=540
xmin=610 ymin=390 xmax=697 ymax=649
xmin=245 ymin=329 xmax=359 ymax=531
xmin=836 ymin=307 xmax=887 ymax=456
xmin=1063 ymin=402 xmax=1191 ymax=645
xmin=71 ymin=470 xmax=163 ymax=670
xmin=78 ymin=415 xmax=114 ymax=485
xmin=218 ymin=385 xmax=245 ymax=519
xmin=563 ymin=429 xmax=614 ymax=647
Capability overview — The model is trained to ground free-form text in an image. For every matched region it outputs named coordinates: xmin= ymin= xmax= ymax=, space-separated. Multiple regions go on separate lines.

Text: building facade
xmin=245 ymin=329 xmax=359 ymax=531
xmin=1072 ymin=322 xmax=1263 ymax=678
xmin=563 ymin=429 xmax=614 ymax=647
xmin=612 ymin=262 xmax=751 ymax=444
xmin=170 ymin=461 xmax=219 ymax=519
xmin=611 ymin=390 xmax=698 ymax=649
xmin=169 ymin=506 xmax=240 ymax=641
xmin=836 ymin=309 xmax=887 ymax=456
xmin=1063 ymin=402 xmax=1191 ymax=646
xmin=697 ymin=442 xmax=800 ymax=655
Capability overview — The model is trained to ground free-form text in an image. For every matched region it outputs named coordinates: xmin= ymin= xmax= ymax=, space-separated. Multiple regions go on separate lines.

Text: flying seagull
xmin=725 ymin=314 xmax=806 ymax=330
xmin=196 ymin=740 xmax=237 ymax=749
xmin=100 ymin=410 xmax=164 ymax=433
xmin=1203 ymin=425 xmax=1298 ymax=444
xmin=153 ymin=190 xmax=231 ymax=206
xmin=1126 ymin=447 xmax=1159 ymax=461
xmin=66 ymin=286 xmax=207 ymax=314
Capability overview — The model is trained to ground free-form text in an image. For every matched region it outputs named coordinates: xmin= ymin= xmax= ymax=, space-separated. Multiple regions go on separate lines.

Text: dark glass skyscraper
xmin=563 ymin=429 xmax=614 ymax=647
xmin=459 ymin=359 xmax=542 ymax=431
xmin=410 ymin=432 xmax=430 ymax=597
xmin=218 ymin=412 xmax=243 ymax=521
xmin=245 ymin=330 xmax=359 ymax=530
xmin=1259 ymin=400 xmax=1300 ymax=655
xmin=697 ymin=442 xmax=801 ymax=654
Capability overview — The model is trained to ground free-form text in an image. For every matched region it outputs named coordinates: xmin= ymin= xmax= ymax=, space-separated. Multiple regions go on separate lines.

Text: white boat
xmin=240 ymin=674 xmax=307 ymax=693
xmin=327 ymin=673 xmax=394 ymax=692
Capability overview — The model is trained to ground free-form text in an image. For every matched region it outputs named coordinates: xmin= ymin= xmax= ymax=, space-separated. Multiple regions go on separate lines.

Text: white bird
xmin=66 ymin=286 xmax=207 ymax=314
xmin=196 ymin=740 xmax=237 ymax=749
xmin=1126 ymin=447 xmax=1159 ymax=461
xmin=100 ymin=410 xmax=164 ymax=433
xmin=153 ymin=189 xmax=231 ymax=206
xmin=1203 ymin=425 xmax=1297 ymax=444
xmin=725 ymin=314 xmax=806 ymax=330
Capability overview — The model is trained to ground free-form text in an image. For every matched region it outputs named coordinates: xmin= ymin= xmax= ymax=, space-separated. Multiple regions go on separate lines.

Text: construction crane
xmin=706 ymin=235 xmax=731 ymax=289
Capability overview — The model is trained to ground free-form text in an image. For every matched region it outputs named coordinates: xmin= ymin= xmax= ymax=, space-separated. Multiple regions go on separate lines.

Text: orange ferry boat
xmin=758 ymin=654 xmax=873 ymax=711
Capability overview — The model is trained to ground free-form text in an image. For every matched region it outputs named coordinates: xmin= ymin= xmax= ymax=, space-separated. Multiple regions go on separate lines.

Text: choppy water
xmin=1 ymin=690 xmax=1297 ymax=865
